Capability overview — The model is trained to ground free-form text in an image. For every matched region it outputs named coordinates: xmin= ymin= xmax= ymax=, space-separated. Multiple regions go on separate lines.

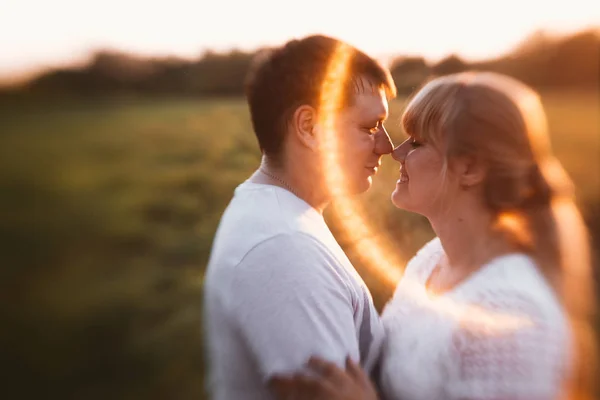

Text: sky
xmin=1 ymin=0 xmax=598 ymax=83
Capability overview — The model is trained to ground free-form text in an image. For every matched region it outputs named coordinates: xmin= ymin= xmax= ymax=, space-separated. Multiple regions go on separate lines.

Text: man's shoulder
xmin=235 ymin=231 xmax=343 ymax=276
xmin=206 ymin=225 xmax=345 ymax=289
xmin=217 ymin=181 xmax=326 ymax=237
xmin=207 ymin=231 xmax=357 ymax=318
xmin=209 ymin=182 xmax=340 ymax=271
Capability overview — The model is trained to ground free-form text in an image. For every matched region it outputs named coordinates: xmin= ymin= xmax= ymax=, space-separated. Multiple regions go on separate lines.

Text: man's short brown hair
xmin=245 ymin=35 xmax=396 ymax=163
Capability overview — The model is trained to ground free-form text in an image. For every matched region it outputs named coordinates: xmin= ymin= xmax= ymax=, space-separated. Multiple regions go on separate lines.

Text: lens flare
xmin=317 ymin=42 xmax=533 ymax=332
xmin=317 ymin=42 xmax=402 ymax=288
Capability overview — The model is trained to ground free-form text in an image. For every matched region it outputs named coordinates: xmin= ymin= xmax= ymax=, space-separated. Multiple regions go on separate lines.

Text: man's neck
xmin=250 ymin=157 xmax=330 ymax=214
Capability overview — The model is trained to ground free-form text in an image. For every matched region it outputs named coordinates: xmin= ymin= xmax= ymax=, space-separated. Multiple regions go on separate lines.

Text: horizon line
xmin=1 ymin=26 xmax=598 ymax=88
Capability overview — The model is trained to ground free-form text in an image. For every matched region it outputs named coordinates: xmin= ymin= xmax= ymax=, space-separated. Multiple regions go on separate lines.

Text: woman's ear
xmin=456 ymin=155 xmax=487 ymax=188
xmin=291 ymin=105 xmax=319 ymax=150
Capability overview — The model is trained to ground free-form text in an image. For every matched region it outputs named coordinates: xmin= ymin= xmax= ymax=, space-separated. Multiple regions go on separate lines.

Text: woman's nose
xmin=392 ymin=143 xmax=404 ymax=162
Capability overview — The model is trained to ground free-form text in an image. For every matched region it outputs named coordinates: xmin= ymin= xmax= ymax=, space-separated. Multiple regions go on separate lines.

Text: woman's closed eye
xmin=409 ymin=138 xmax=423 ymax=148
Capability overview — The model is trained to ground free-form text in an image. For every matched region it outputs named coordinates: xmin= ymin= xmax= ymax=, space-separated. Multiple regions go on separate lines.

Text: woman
xmin=273 ymin=71 xmax=597 ymax=399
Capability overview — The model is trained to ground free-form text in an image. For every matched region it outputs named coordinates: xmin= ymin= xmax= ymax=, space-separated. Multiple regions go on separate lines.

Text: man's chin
xmin=324 ymin=174 xmax=372 ymax=197
xmin=342 ymin=178 xmax=372 ymax=196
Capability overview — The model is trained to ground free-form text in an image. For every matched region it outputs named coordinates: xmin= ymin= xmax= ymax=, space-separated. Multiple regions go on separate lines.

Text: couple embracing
xmin=204 ymin=35 xmax=596 ymax=400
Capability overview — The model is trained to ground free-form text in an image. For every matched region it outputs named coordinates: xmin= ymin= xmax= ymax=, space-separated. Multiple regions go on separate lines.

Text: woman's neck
xmin=430 ymin=205 xmax=515 ymax=275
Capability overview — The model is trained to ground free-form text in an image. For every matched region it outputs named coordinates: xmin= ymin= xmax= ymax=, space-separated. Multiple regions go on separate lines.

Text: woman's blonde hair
xmin=402 ymin=71 xmax=597 ymax=399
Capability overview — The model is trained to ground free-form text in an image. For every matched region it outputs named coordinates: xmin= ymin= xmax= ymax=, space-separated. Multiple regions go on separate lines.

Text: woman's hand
xmin=270 ymin=356 xmax=380 ymax=400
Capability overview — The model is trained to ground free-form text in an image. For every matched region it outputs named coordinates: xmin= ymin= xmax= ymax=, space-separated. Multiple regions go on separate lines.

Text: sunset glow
xmin=1 ymin=0 xmax=598 ymax=84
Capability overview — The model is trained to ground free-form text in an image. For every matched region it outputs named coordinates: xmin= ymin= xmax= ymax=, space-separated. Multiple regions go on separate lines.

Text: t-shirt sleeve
xmin=446 ymin=292 xmax=571 ymax=400
xmin=228 ymin=232 xmax=360 ymax=382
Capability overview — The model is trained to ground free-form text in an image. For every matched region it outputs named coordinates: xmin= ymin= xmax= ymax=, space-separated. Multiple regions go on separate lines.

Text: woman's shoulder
xmin=384 ymin=237 xmax=444 ymax=306
xmin=403 ymin=236 xmax=444 ymax=280
xmin=469 ymin=254 xmax=561 ymax=305
xmin=458 ymin=253 xmax=569 ymax=334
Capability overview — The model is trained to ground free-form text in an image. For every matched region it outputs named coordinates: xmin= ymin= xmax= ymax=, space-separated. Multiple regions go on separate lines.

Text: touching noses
xmin=374 ymin=125 xmax=393 ymax=155
xmin=392 ymin=139 xmax=409 ymax=162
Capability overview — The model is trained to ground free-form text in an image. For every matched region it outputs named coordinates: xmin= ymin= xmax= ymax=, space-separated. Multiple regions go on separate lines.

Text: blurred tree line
xmin=2 ymin=29 xmax=598 ymax=99
xmin=390 ymin=29 xmax=600 ymax=93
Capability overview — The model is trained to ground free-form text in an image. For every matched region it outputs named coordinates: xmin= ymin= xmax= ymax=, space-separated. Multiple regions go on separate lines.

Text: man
xmin=203 ymin=34 xmax=396 ymax=399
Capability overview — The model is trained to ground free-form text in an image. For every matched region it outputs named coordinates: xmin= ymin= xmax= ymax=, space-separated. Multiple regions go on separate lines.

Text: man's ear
xmin=291 ymin=105 xmax=319 ymax=150
xmin=456 ymin=154 xmax=487 ymax=188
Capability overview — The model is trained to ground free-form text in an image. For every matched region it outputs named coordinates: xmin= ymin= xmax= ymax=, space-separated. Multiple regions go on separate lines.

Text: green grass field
xmin=0 ymin=91 xmax=598 ymax=399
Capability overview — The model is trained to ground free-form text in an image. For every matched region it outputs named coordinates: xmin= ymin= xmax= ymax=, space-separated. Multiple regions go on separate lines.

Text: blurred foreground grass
xmin=0 ymin=91 xmax=598 ymax=399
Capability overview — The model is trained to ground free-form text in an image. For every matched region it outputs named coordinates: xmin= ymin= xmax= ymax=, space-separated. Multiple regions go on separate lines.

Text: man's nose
xmin=374 ymin=126 xmax=393 ymax=155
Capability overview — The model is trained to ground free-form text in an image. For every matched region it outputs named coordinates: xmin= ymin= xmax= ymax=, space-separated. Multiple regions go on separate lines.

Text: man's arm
xmin=228 ymin=232 xmax=360 ymax=385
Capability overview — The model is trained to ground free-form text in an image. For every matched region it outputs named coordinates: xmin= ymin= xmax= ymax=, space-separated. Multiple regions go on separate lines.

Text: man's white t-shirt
xmin=204 ymin=181 xmax=384 ymax=400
